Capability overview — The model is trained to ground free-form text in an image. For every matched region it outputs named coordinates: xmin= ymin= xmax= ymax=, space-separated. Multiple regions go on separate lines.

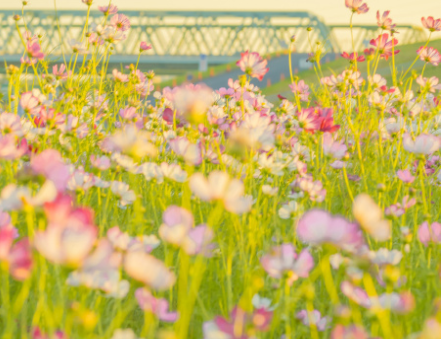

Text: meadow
xmin=1 ymin=0 xmax=441 ymax=338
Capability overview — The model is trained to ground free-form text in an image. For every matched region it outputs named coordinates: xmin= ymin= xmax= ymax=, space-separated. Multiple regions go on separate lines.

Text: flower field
xmin=2 ymin=0 xmax=441 ymax=338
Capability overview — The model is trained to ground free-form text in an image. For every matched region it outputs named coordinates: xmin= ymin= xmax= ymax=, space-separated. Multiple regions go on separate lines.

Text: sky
xmin=0 ymin=0 xmax=440 ymax=25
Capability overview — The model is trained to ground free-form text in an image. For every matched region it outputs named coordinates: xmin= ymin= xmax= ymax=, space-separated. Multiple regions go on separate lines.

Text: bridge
xmin=0 ymin=10 xmax=427 ymax=74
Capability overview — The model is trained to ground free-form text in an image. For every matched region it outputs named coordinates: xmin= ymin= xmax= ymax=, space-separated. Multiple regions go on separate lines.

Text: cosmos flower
xmin=296 ymin=310 xmax=329 ymax=331
xmin=353 ymin=194 xmax=391 ymax=241
xmin=237 ymin=51 xmax=269 ymax=81
xmin=297 ymin=209 xmax=365 ymax=252
xmin=377 ymin=11 xmax=396 ymax=31
xmin=135 ymin=288 xmax=178 ymax=322
xmin=111 ymin=14 xmax=131 ymax=32
xmin=345 ymin=0 xmax=369 ymax=14
xmin=417 ymin=46 xmax=441 ymax=66
xmin=403 ymin=133 xmax=440 ymax=155
xmin=421 ymin=16 xmax=441 ymax=32
xmin=370 ymin=34 xmax=399 ymax=60
xmin=189 ymin=171 xmax=253 ymax=214
xmin=124 ymin=251 xmax=176 ymax=291
xmin=260 ymin=244 xmax=314 ymax=284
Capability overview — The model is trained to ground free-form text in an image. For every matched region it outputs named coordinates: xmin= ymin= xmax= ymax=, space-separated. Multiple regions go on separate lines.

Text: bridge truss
xmin=0 ymin=10 xmax=428 ymax=68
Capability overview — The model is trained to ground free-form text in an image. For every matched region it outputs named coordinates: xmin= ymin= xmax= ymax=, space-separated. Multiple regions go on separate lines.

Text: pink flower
xmin=0 ymin=135 xmax=27 ymax=160
xmin=52 ymin=64 xmax=69 ymax=80
xmin=124 ymin=251 xmax=175 ymax=291
xmin=397 ymin=169 xmax=415 ymax=184
xmin=296 ymin=310 xmax=329 ymax=331
xmin=189 ymin=171 xmax=253 ymax=214
xmin=345 ymin=0 xmax=369 ymax=14
xmin=298 ymin=108 xmax=320 ymax=132
xmin=135 ymin=288 xmax=178 ymax=322
xmin=90 ymin=155 xmax=111 ymax=170
xmin=30 ymin=149 xmax=70 ymax=192
xmin=169 ymin=137 xmax=202 ymax=166
xmin=110 ymin=14 xmax=131 ymax=31
xmin=20 ymin=91 xmax=40 ymax=115
xmin=322 ymin=132 xmax=347 ymax=159
xmin=417 ymin=46 xmax=441 ymax=66
xmin=377 ymin=11 xmax=396 ymax=31
xmin=370 ymin=34 xmax=399 ymax=60
xmin=159 ymin=205 xmax=194 ymax=246
xmin=341 ymin=51 xmax=365 ymax=63
xmin=236 ymin=51 xmax=269 ymax=81
xmin=182 ymin=225 xmax=215 ymax=257
xmin=211 ymin=307 xmax=273 ymax=338
xmin=418 ymin=221 xmax=441 ymax=246
xmin=26 ymin=42 xmax=44 ymax=61
xmin=422 ymin=16 xmax=441 ymax=32
xmin=261 ymin=244 xmax=314 ymax=284
xmin=297 ymin=209 xmax=365 ymax=252
xmin=341 ymin=281 xmax=371 ymax=308
xmin=98 ymin=4 xmax=118 ymax=15
xmin=416 ymin=75 xmax=441 ymax=92
xmin=112 ymin=69 xmax=128 ymax=83
xmin=289 ymin=80 xmax=310 ymax=101
xmin=8 ymin=238 xmax=33 ymax=281
xmin=331 ymin=324 xmax=370 ymax=339
xmin=403 ymin=133 xmax=440 ymax=155
xmin=140 ymin=41 xmax=152 ymax=51
xmin=119 ymin=107 xmax=137 ymax=120
xmin=35 ymin=201 xmax=98 ymax=267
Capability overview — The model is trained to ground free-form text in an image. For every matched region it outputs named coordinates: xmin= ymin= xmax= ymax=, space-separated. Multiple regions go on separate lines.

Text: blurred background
xmin=0 ymin=0 xmax=440 ymax=97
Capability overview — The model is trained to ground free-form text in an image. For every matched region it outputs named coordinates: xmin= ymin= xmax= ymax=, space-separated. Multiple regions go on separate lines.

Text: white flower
xmin=262 ymin=185 xmax=278 ymax=196
xmin=278 ymin=201 xmax=298 ymax=219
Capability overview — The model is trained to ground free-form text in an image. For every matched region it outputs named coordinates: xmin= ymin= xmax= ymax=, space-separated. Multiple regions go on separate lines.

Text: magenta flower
xmin=397 ymin=169 xmax=415 ymax=184
xmin=236 ymin=51 xmax=269 ymax=81
xmin=289 ymin=80 xmax=310 ymax=101
xmin=341 ymin=51 xmax=365 ymax=63
xmin=417 ymin=46 xmax=441 ymax=66
xmin=370 ymin=34 xmax=399 ymax=60
xmin=377 ymin=11 xmax=396 ymax=31
xmin=421 ymin=16 xmax=441 ymax=32
xmin=297 ymin=209 xmax=365 ymax=252
xmin=111 ymin=14 xmax=131 ymax=32
xmin=418 ymin=221 xmax=441 ymax=246
xmin=261 ymin=244 xmax=314 ymax=284
xmin=140 ymin=41 xmax=152 ymax=51
xmin=135 ymin=288 xmax=178 ymax=322
xmin=345 ymin=0 xmax=369 ymax=14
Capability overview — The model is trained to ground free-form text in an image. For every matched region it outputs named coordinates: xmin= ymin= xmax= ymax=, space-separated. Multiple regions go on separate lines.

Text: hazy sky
xmin=0 ymin=0 xmax=440 ymax=25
